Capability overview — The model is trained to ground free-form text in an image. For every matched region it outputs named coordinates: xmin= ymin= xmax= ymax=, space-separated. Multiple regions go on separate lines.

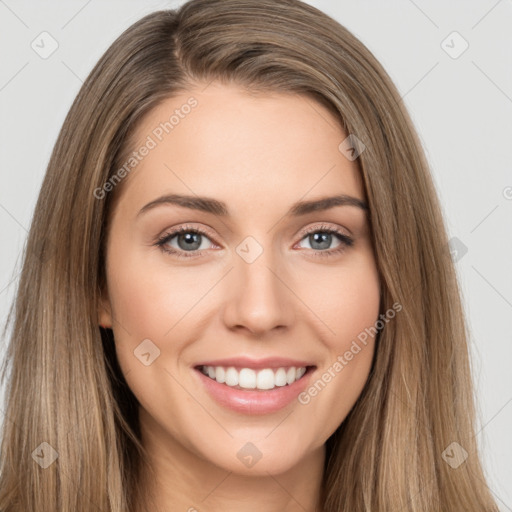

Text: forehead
xmin=115 ymin=82 xmax=365 ymax=217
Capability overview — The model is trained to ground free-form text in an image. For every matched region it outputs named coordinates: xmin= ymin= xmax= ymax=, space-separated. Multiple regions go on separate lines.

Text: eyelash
xmin=154 ymin=223 xmax=354 ymax=260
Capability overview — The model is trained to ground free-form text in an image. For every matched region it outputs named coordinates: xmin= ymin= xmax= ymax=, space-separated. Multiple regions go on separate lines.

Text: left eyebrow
xmin=288 ymin=194 xmax=369 ymax=216
xmin=137 ymin=193 xmax=369 ymax=218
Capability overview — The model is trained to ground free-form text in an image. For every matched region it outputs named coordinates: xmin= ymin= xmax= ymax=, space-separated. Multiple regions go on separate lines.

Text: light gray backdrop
xmin=0 ymin=0 xmax=510 ymax=508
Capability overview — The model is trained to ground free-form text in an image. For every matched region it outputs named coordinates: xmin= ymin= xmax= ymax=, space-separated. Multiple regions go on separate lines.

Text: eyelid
xmin=297 ymin=222 xmax=351 ymax=239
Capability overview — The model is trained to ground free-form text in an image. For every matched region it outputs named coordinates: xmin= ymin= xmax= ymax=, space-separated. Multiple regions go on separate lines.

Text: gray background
xmin=0 ymin=0 xmax=510 ymax=507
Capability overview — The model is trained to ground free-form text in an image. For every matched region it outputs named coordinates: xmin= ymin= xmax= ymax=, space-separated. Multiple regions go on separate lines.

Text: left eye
xmin=297 ymin=230 xmax=344 ymax=251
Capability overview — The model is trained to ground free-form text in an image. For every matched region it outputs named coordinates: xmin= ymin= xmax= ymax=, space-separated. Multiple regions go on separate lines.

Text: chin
xmin=190 ymin=429 xmax=319 ymax=477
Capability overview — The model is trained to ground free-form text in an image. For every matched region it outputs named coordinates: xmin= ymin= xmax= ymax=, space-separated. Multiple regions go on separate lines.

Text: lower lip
xmin=194 ymin=368 xmax=313 ymax=415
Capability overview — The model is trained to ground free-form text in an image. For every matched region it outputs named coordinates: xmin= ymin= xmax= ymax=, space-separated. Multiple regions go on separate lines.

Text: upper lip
xmin=194 ymin=357 xmax=315 ymax=370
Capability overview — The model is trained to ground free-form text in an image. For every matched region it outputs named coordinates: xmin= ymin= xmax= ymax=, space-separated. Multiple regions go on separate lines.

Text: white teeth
xmin=215 ymin=366 xmax=225 ymax=384
xmin=286 ymin=367 xmax=296 ymax=385
xmin=239 ymin=368 xmax=256 ymax=389
xmin=256 ymin=369 xmax=275 ymax=390
xmin=296 ymin=367 xmax=306 ymax=379
xmin=274 ymin=368 xmax=287 ymax=387
xmin=225 ymin=367 xmax=239 ymax=386
xmin=200 ymin=365 xmax=308 ymax=390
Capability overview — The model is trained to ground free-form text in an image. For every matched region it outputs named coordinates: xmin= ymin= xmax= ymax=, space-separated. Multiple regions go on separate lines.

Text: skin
xmin=99 ymin=82 xmax=381 ymax=512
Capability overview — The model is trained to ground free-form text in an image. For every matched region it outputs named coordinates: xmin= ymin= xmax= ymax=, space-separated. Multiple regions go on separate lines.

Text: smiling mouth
xmin=196 ymin=365 xmax=315 ymax=391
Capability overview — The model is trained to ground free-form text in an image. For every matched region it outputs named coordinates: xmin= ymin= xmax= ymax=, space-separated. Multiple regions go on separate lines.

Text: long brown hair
xmin=0 ymin=0 xmax=499 ymax=510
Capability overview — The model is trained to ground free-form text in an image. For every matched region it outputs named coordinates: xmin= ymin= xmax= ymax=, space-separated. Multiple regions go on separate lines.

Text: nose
xmin=222 ymin=247 xmax=295 ymax=336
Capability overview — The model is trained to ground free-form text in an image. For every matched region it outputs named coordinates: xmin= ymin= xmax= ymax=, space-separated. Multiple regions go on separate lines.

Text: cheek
xmin=106 ymin=244 xmax=205 ymax=337
xmin=299 ymin=249 xmax=381 ymax=352
xmin=104 ymin=248 xmax=199 ymax=427
xmin=331 ymin=274 xmax=381 ymax=351
xmin=294 ymin=248 xmax=381 ymax=430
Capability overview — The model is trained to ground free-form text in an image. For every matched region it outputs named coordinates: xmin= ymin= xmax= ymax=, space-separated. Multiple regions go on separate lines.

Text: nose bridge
xmin=223 ymin=235 xmax=294 ymax=334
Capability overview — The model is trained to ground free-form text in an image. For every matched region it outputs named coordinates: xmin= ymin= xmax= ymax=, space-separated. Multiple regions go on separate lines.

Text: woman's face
xmin=99 ymin=82 xmax=381 ymax=476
